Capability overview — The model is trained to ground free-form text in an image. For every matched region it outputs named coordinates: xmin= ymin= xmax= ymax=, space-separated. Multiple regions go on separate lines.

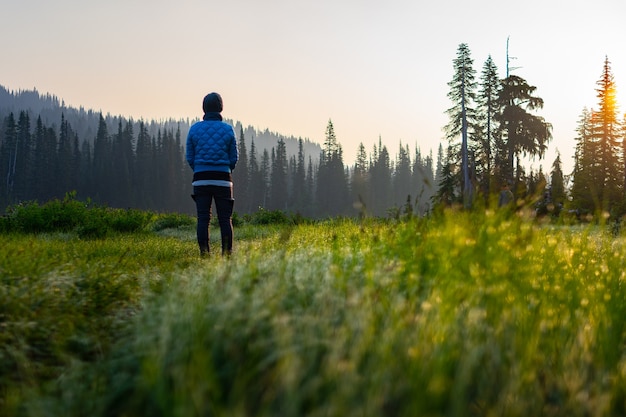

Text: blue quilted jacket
xmin=186 ymin=118 xmax=238 ymax=173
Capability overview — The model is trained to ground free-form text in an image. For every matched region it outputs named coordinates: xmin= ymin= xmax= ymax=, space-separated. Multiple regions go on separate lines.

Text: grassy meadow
xmin=2 ymin=201 xmax=626 ymax=416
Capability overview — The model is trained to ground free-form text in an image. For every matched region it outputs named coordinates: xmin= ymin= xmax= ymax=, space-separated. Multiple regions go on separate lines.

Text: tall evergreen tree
xmin=260 ymin=148 xmax=270 ymax=209
xmin=393 ymin=142 xmax=412 ymax=210
xmin=78 ymin=139 xmax=92 ymax=198
xmin=290 ymin=138 xmax=307 ymax=213
xmin=412 ymin=146 xmax=435 ymax=215
xmin=120 ymin=120 xmax=135 ymax=207
xmin=495 ymin=74 xmax=552 ymax=188
xmin=527 ymin=166 xmax=547 ymax=201
xmin=351 ymin=142 xmax=369 ymax=216
xmin=32 ymin=116 xmax=56 ymax=201
xmin=232 ymin=126 xmax=249 ymax=212
xmin=159 ymin=128 xmax=182 ymax=212
xmin=269 ymin=138 xmax=288 ymax=210
xmin=369 ymin=137 xmax=392 ymax=216
xmin=316 ymin=120 xmax=349 ymax=216
xmin=433 ymin=144 xmax=458 ymax=208
xmin=174 ymin=125 xmax=191 ymax=213
xmin=593 ymin=56 xmax=622 ymax=213
xmin=435 ymin=143 xmax=444 ymax=187
xmin=151 ymin=130 xmax=164 ymax=209
xmin=570 ymin=108 xmax=596 ymax=213
xmin=70 ymin=133 xmax=81 ymax=196
xmin=570 ymin=58 xmax=622 ymax=215
xmin=42 ymin=127 xmax=59 ymax=200
xmin=622 ymin=113 xmax=626 ymax=204
xmin=550 ymin=151 xmax=565 ymax=214
xmin=134 ymin=121 xmax=152 ymax=209
xmin=306 ymin=156 xmax=316 ymax=217
xmin=476 ymin=55 xmax=501 ymax=196
xmin=14 ymin=111 xmax=32 ymax=202
xmin=56 ymin=114 xmax=74 ymax=198
xmin=92 ymin=114 xmax=112 ymax=204
xmin=248 ymin=137 xmax=265 ymax=211
xmin=110 ymin=120 xmax=134 ymax=207
xmin=445 ymin=43 xmax=478 ymax=207
xmin=0 ymin=113 xmax=18 ymax=207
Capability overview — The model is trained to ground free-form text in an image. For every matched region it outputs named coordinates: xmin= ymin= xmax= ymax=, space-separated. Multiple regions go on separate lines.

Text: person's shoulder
xmin=189 ymin=120 xmax=205 ymax=131
xmin=217 ymin=121 xmax=236 ymax=134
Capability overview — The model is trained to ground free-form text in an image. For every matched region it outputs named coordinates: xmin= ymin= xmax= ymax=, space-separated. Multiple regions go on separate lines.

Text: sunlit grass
xmin=3 ymin=211 xmax=626 ymax=416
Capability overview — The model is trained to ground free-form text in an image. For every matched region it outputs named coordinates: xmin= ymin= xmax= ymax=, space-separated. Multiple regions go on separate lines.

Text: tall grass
xmin=4 ymin=209 xmax=626 ymax=416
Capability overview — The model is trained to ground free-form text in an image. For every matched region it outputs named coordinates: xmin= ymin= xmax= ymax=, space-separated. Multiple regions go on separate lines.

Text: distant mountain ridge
xmin=0 ymin=85 xmax=322 ymax=162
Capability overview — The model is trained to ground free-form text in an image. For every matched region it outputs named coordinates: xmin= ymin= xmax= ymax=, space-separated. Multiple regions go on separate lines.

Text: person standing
xmin=498 ymin=182 xmax=514 ymax=208
xmin=186 ymin=92 xmax=238 ymax=256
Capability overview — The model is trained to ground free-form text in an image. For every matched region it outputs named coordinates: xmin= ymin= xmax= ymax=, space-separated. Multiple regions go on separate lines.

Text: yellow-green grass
xmin=3 ymin=211 xmax=626 ymax=416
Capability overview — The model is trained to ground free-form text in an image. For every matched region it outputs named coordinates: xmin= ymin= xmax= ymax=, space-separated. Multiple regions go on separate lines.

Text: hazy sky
xmin=2 ymin=0 xmax=625 ymax=174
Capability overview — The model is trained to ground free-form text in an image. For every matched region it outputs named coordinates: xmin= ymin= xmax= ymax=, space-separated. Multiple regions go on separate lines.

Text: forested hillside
xmin=0 ymin=85 xmax=436 ymax=217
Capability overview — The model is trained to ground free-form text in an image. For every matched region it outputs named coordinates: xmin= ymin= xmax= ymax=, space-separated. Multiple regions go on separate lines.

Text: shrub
xmin=245 ymin=208 xmax=305 ymax=225
xmin=107 ymin=208 xmax=153 ymax=233
xmin=4 ymin=192 xmax=89 ymax=233
xmin=6 ymin=200 xmax=48 ymax=232
xmin=149 ymin=212 xmax=195 ymax=232
xmin=3 ymin=193 xmax=153 ymax=237
xmin=75 ymin=210 xmax=110 ymax=239
xmin=0 ymin=215 xmax=9 ymax=233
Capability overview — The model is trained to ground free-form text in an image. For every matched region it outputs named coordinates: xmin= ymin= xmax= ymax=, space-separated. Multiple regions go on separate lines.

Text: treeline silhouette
xmin=0 ymin=86 xmax=436 ymax=217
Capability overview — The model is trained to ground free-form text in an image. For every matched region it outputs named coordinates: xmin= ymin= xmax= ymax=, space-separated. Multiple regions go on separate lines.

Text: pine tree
xmin=433 ymin=144 xmax=458 ymax=208
xmin=14 ymin=111 xmax=32 ymax=202
xmin=435 ymin=143 xmax=444 ymax=186
xmin=70 ymin=133 xmax=81 ymax=197
xmin=622 ymin=113 xmax=626 ymax=204
xmin=110 ymin=120 xmax=134 ymax=207
xmin=158 ymin=128 xmax=182 ymax=212
xmin=413 ymin=146 xmax=435 ymax=215
xmin=92 ymin=114 xmax=112 ymax=204
xmin=56 ymin=114 xmax=74 ymax=198
xmin=495 ymin=74 xmax=552 ymax=188
xmin=269 ymin=137 xmax=288 ymax=211
xmin=134 ymin=121 xmax=153 ymax=209
xmin=593 ymin=56 xmax=622 ymax=214
xmin=32 ymin=116 xmax=56 ymax=202
xmin=445 ymin=43 xmax=478 ymax=207
xmin=174 ymin=125 xmax=192 ymax=213
xmin=550 ymin=151 xmax=565 ymax=214
xmin=393 ymin=142 xmax=412 ymax=210
xmin=369 ymin=137 xmax=392 ymax=216
xmin=316 ymin=120 xmax=349 ymax=216
xmin=260 ymin=148 xmax=270 ymax=209
xmin=151 ymin=130 xmax=164 ymax=209
xmin=305 ymin=156 xmax=315 ymax=217
xmin=43 ymin=127 xmax=59 ymax=200
xmin=351 ymin=142 xmax=369 ymax=216
xmin=248 ymin=137 xmax=265 ymax=212
xmin=529 ymin=167 xmax=547 ymax=198
xmin=570 ymin=58 xmax=623 ymax=215
xmin=290 ymin=138 xmax=307 ymax=213
xmin=0 ymin=113 xmax=18 ymax=207
xmin=232 ymin=126 xmax=249 ymax=212
xmin=476 ymin=55 xmax=501 ymax=197
xmin=570 ymin=108 xmax=596 ymax=213
xmin=78 ymin=139 xmax=92 ymax=199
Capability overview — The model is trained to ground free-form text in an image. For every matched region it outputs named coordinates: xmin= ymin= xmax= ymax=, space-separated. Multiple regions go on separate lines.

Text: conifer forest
xmin=0 ymin=87 xmax=435 ymax=218
xmin=1 ymin=46 xmax=625 ymax=220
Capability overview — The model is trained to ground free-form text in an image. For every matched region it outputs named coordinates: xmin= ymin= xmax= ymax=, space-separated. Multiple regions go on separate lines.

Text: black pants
xmin=192 ymin=185 xmax=234 ymax=255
